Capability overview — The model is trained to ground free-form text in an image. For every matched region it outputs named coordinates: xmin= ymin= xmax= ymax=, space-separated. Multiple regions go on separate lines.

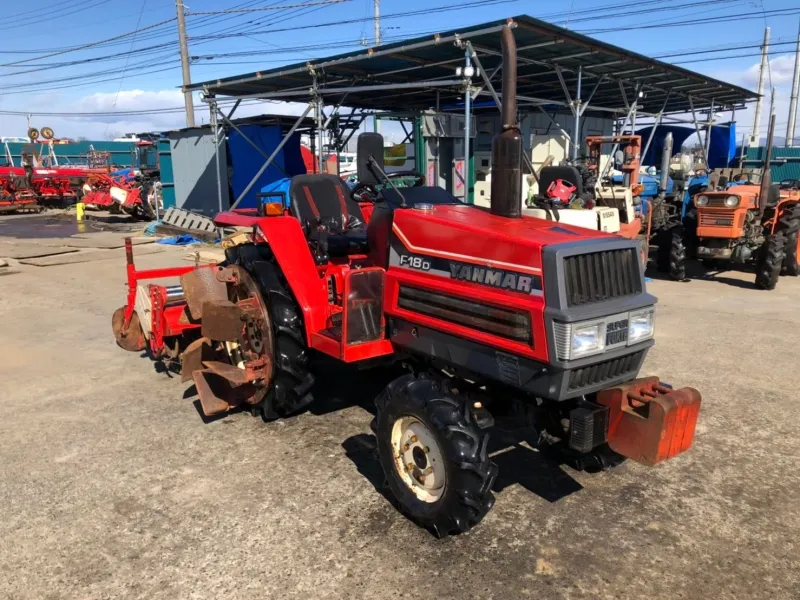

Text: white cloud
xmin=707 ymin=55 xmax=800 ymax=145
xmin=733 ymin=55 xmax=799 ymax=89
xmin=3 ymin=89 xmax=310 ymax=140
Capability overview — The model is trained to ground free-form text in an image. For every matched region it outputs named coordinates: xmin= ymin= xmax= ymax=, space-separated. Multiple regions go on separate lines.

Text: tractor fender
xmin=242 ymin=216 xmax=329 ymax=341
xmin=770 ymin=199 xmax=800 ymax=235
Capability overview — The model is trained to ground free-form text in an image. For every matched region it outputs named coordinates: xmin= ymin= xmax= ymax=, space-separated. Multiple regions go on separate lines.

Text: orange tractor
xmin=663 ymin=115 xmax=800 ymax=289
xmin=680 ymin=182 xmax=800 ymax=289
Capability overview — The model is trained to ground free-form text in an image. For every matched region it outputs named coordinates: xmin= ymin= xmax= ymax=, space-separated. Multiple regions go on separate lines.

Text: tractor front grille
xmin=397 ymin=285 xmax=531 ymax=343
xmin=699 ymin=210 xmax=736 ymax=227
xmin=563 ymin=248 xmax=641 ymax=307
xmin=567 ymin=350 xmax=645 ymax=391
xmin=704 ymin=196 xmax=731 ymax=208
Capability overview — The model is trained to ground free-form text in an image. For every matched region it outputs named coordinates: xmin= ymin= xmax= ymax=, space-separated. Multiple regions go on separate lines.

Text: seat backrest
xmin=288 ymin=174 xmax=364 ymax=234
xmin=538 ymin=165 xmax=584 ymax=196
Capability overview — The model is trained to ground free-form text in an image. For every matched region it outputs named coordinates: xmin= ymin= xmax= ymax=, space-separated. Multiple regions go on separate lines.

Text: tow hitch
xmin=597 ymin=377 xmax=701 ymax=466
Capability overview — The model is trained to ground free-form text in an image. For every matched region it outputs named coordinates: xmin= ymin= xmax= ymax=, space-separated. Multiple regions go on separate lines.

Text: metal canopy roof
xmin=188 ymin=15 xmax=756 ymax=117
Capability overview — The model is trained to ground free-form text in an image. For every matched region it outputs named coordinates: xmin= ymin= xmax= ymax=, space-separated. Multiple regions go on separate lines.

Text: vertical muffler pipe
xmin=659 ymin=132 xmax=673 ymax=195
xmin=758 ymin=113 xmax=776 ymax=218
xmin=490 ymin=25 xmax=523 ymax=219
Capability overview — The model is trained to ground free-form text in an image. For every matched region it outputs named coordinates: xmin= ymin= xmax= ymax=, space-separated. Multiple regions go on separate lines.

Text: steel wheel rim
xmin=225 ymin=267 xmax=275 ymax=393
xmin=390 ymin=416 xmax=446 ymax=503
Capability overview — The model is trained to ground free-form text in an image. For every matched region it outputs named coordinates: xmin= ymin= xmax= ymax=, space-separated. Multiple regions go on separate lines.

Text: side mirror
xmin=357 ymin=132 xmax=385 ymax=185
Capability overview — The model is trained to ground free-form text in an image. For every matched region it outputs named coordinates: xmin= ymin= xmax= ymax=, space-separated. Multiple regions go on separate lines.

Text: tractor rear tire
xmin=372 ymin=374 xmax=498 ymax=537
xmin=755 ymin=231 xmax=787 ymax=290
xmin=657 ymin=225 xmax=687 ymax=280
xmin=669 ymin=227 xmax=687 ymax=281
xmin=777 ymin=204 xmax=800 ymax=276
xmin=225 ymin=244 xmax=315 ymax=419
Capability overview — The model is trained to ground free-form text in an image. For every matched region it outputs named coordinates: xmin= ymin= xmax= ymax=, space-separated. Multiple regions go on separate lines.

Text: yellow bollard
xmin=76 ymin=202 xmax=85 ymax=221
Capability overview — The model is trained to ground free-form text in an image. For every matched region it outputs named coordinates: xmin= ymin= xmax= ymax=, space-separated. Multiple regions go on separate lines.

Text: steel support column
xmin=572 ymin=66 xmax=582 ymax=160
xmin=207 ymin=96 xmax=224 ymax=214
xmin=641 ymin=91 xmax=672 ymax=165
xmin=703 ymin=98 xmax=715 ymax=166
xmin=464 ymin=46 xmax=472 ymax=199
xmin=687 ymin=96 xmax=706 ymax=167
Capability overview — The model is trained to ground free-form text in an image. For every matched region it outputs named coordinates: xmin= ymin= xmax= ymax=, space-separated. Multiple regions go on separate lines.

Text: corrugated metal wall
xmin=474 ymin=112 xmax=614 ymax=157
xmin=745 ymin=147 xmax=800 ymax=182
xmin=169 ymin=128 xmax=229 ymax=215
xmin=0 ymin=141 xmax=136 ymax=167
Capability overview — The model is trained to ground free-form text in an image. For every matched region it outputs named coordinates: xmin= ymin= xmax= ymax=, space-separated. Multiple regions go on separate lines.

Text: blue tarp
xmin=156 ymin=234 xmax=205 ymax=245
xmin=635 ymin=123 xmax=737 ymax=170
xmin=227 ymin=125 xmax=306 ymax=209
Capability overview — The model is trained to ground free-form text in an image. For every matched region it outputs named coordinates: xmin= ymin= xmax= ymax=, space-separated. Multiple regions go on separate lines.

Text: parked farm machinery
xmin=655 ymin=115 xmax=800 ymax=290
xmin=112 ymin=27 xmax=701 ymax=536
xmin=526 ymin=135 xmax=651 ymax=264
xmin=0 ymin=165 xmax=96 ymax=212
xmin=81 ymin=171 xmax=159 ymax=220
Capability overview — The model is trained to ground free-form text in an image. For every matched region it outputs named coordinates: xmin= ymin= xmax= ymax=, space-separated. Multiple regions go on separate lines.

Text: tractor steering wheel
xmin=351 ymin=170 xmax=426 ymax=203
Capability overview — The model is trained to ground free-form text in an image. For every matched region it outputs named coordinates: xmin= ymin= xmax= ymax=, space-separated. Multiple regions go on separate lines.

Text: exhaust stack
xmin=490 ymin=25 xmax=522 ymax=219
xmin=659 ymin=133 xmax=673 ymax=195
xmin=758 ymin=113 xmax=777 ymax=218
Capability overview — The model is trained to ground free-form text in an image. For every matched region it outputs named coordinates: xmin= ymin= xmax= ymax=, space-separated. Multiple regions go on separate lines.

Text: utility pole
xmin=373 ymin=0 xmax=381 ymax=134
xmin=374 ymin=0 xmax=381 ymax=46
xmin=786 ymin=19 xmax=800 ymax=147
xmin=750 ymin=26 xmax=770 ymax=146
xmin=176 ymin=0 xmax=195 ymax=128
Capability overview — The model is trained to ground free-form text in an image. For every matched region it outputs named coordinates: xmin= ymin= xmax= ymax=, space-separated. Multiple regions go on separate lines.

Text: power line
xmin=110 ymin=0 xmax=151 ymax=110
xmin=190 ymin=0 xmax=520 ymax=41
xmin=0 ymin=0 xmax=114 ymax=32
xmin=0 ymin=17 xmax=177 ymax=67
xmin=186 ymin=0 xmax=350 ymax=15
xmin=580 ymin=7 xmax=800 ymax=34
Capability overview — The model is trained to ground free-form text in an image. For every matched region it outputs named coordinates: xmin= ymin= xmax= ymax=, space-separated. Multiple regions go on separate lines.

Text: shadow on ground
xmin=645 ymin=258 xmax=761 ymax=289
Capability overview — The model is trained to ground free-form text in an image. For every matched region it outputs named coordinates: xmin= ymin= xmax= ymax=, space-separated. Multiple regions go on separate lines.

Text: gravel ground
xmin=1 ymin=236 xmax=798 ymax=600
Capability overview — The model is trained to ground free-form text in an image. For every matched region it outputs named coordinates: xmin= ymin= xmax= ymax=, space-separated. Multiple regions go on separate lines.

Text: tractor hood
xmin=391 ymin=203 xmax=614 ymax=278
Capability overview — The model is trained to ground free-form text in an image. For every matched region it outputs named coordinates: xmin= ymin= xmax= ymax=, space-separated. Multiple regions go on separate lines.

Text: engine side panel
xmin=384 ymin=229 xmax=550 ymax=364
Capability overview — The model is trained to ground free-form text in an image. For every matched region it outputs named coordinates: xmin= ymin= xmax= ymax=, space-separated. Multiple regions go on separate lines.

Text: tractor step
xmin=319 ymin=325 xmax=342 ymax=341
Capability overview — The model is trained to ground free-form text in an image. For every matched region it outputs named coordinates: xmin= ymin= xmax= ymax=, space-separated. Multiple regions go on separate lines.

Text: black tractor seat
xmin=288 ymin=174 xmax=370 ymax=259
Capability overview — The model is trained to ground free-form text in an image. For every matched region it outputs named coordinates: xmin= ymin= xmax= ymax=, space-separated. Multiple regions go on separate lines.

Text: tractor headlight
xmin=725 ymin=195 xmax=740 ymax=207
xmin=571 ymin=323 xmax=605 ymax=359
xmin=628 ymin=307 xmax=655 ymax=344
xmin=695 ymin=195 xmax=709 ymax=206
xmin=553 ymin=306 xmax=657 ymax=361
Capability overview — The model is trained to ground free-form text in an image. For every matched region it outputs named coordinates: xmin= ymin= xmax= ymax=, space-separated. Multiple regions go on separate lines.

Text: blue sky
xmin=1 ymin=0 xmax=799 ymax=140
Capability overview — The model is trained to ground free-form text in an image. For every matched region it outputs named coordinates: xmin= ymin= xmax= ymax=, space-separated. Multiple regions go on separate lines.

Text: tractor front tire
xmin=777 ymin=204 xmax=800 ymax=276
xmin=755 ymin=232 xmax=787 ymax=290
xmin=656 ymin=225 xmax=687 ymax=280
xmin=372 ymin=374 xmax=497 ymax=537
xmin=225 ymin=244 xmax=315 ymax=419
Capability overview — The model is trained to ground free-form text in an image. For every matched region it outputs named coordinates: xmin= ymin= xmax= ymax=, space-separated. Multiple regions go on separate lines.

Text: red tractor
xmin=112 ymin=27 xmax=701 ymax=536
